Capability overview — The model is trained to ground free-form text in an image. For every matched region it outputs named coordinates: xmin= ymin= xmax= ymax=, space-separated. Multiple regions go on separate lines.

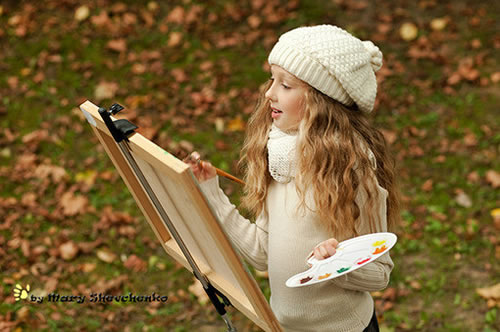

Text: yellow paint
xmin=318 ymin=273 xmax=332 ymax=280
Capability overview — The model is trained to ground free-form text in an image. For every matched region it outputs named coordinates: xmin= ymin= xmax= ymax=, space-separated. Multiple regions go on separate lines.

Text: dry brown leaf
xmin=166 ymin=6 xmax=184 ymax=24
xmin=379 ymin=129 xmax=397 ymax=145
xmin=75 ymin=5 xmax=90 ymax=22
xmin=131 ymin=63 xmax=146 ymax=74
xmin=34 ymin=164 xmax=67 ymax=182
xmin=185 ymin=5 xmax=203 ymax=25
xmin=140 ymin=10 xmax=154 ymax=27
xmin=434 ymin=155 xmax=446 ymax=163
xmin=178 ymin=140 xmax=194 ymax=152
xmin=382 ymin=287 xmax=397 ymax=301
xmin=227 ymin=116 xmax=245 ymax=131
xmin=95 ymin=81 xmax=119 ymax=100
xmin=80 ymin=263 xmax=96 ymax=273
xmin=447 ymin=72 xmax=461 ymax=86
xmin=93 ymin=275 xmax=127 ymax=294
xmin=476 ymin=283 xmax=500 ymax=303
xmin=59 ymin=241 xmax=79 ymax=261
xmin=430 ymin=17 xmax=448 ymax=31
xmin=455 ymin=192 xmax=472 ymax=208
xmin=171 ymin=68 xmax=188 ymax=82
xmin=106 ymin=39 xmax=127 ymax=52
xmin=466 ymin=171 xmax=480 ymax=183
xmin=22 ymin=129 xmax=49 ymax=144
xmin=408 ymin=145 xmax=424 ymax=157
xmin=60 ymin=192 xmax=88 ymax=216
xmin=377 ymin=23 xmax=392 ymax=35
xmin=485 ymin=170 xmax=500 ymax=188
xmin=168 ymin=32 xmax=183 ymax=47
xmin=247 ymin=15 xmax=261 ymax=28
xmin=457 ymin=57 xmax=479 ymax=81
xmin=97 ymin=249 xmax=117 ymax=263
xmin=44 ymin=277 xmax=58 ymax=294
xmin=188 ymin=278 xmax=209 ymax=305
xmin=421 ymin=179 xmax=433 ymax=192
xmin=491 ymin=72 xmax=500 ymax=83
xmin=124 ymin=254 xmax=147 ymax=272
xmin=470 ymin=39 xmax=482 ymax=49
xmin=463 ymin=132 xmax=478 ymax=147
xmin=78 ymin=239 xmax=103 ymax=253
xmin=409 ymin=280 xmax=421 ymax=290
xmin=148 ymin=2 xmax=159 ymax=11
xmin=91 ymin=11 xmax=110 ymax=27
xmin=20 ymin=239 xmax=30 ymax=258
xmin=123 ymin=13 xmax=137 ymax=26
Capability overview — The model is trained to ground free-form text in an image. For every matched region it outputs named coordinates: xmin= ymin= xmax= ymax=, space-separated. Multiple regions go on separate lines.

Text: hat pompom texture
xmin=362 ymin=40 xmax=383 ymax=72
xmin=268 ymin=25 xmax=383 ymax=113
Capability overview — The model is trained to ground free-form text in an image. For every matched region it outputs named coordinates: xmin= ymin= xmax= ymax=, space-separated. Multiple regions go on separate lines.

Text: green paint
xmin=337 ymin=267 xmax=350 ymax=273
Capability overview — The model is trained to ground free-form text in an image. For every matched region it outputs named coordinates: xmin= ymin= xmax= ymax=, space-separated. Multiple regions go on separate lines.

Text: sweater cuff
xmin=199 ymin=176 xmax=224 ymax=202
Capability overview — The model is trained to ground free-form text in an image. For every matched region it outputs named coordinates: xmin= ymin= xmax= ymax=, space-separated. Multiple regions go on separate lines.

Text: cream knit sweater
xmin=199 ymin=158 xmax=393 ymax=331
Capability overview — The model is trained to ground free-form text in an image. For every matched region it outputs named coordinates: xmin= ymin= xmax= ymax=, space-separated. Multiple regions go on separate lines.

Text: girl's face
xmin=265 ymin=65 xmax=307 ymax=132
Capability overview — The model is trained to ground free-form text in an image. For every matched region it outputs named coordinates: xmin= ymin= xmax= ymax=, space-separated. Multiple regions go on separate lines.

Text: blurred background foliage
xmin=0 ymin=0 xmax=498 ymax=331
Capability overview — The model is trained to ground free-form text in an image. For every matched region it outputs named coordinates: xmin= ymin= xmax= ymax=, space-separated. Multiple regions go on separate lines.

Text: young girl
xmin=185 ymin=25 xmax=400 ymax=332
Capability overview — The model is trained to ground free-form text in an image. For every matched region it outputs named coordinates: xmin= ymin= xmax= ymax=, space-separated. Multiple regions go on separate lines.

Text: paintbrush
xmin=195 ymin=158 xmax=245 ymax=186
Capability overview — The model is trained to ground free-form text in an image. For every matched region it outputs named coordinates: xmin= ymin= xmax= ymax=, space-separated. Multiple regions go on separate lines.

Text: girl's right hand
xmin=183 ymin=151 xmax=217 ymax=182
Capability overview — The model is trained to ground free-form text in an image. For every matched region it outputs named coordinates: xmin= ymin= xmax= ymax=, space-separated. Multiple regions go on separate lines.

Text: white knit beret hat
xmin=268 ymin=25 xmax=383 ymax=113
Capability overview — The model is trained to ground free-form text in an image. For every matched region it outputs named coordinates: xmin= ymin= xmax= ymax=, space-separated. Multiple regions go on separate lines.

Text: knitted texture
xmin=268 ymin=25 xmax=383 ymax=113
xmin=267 ymin=124 xmax=298 ymax=183
xmin=199 ymin=174 xmax=393 ymax=331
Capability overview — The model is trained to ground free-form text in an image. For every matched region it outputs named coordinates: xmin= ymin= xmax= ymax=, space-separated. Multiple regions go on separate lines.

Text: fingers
xmin=200 ymin=160 xmax=217 ymax=181
xmin=183 ymin=151 xmax=201 ymax=164
xmin=313 ymin=238 xmax=338 ymax=260
xmin=183 ymin=152 xmax=216 ymax=182
xmin=183 ymin=152 xmax=202 ymax=179
xmin=327 ymin=238 xmax=339 ymax=248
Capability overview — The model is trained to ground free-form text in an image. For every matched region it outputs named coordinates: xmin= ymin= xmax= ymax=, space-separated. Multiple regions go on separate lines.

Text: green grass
xmin=1 ymin=0 xmax=499 ymax=331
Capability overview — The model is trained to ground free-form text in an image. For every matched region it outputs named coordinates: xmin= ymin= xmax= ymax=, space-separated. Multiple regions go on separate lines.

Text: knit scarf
xmin=267 ymin=124 xmax=298 ymax=183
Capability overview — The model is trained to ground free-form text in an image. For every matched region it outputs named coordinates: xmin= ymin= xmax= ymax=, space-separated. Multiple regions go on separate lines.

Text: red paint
xmin=357 ymin=257 xmax=371 ymax=265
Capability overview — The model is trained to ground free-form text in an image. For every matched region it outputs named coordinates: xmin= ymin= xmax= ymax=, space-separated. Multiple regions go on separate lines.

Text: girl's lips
xmin=271 ymin=108 xmax=282 ymax=119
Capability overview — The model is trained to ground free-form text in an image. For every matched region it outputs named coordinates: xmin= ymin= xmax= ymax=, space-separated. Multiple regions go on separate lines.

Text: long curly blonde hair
xmin=237 ymin=80 xmax=401 ymax=239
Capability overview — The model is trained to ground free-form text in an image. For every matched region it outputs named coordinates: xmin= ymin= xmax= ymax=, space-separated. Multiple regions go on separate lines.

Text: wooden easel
xmin=79 ymin=100 xmax=282 ymax=332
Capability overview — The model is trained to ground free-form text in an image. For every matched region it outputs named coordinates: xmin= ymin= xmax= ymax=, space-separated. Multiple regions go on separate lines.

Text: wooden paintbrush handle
xmin=192 ymin=155 xmax=245 ymax=186
xmin=215 ymin=167 xmax=245 ymax=185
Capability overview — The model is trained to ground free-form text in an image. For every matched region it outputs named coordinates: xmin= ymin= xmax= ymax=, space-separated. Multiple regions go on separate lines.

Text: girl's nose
xmin=265 ymin=84 xmax=275 ymax=101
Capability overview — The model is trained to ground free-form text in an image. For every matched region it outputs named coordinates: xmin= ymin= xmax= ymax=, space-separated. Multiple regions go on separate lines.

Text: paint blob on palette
xmin=286 ymin=232 xmax=397 ymax=288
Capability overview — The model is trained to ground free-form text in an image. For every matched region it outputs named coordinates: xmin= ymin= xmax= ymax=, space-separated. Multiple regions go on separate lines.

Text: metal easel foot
xmin=221 ymin=313 xmax=238 ymax=332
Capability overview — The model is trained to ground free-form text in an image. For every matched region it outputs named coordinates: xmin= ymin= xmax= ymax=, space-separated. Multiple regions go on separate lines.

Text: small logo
xmin=13 ymin=284 xmax=30 ymax=301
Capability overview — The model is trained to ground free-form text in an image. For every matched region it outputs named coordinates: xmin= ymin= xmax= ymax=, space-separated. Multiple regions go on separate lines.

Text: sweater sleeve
xmin=330 ymin=174 xmax=394 ymax=292
xmin=198 ymin=176 xmax=269 ymax=271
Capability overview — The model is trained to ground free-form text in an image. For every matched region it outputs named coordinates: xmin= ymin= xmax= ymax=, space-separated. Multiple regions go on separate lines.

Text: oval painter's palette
xmin=286 ymin=232 xmax=397 ymax=288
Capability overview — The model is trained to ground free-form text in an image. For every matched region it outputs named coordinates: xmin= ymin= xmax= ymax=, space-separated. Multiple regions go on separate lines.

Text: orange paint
xmin=372 ymin=245 xmax=387 ymax=255
xmin=318 ymin=273 xmax=332 ymax=280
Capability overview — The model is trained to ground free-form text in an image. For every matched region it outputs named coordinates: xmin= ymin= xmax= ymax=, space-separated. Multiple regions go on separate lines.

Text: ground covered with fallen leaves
xmin=0 ymin=0 xmax=499 ymax=331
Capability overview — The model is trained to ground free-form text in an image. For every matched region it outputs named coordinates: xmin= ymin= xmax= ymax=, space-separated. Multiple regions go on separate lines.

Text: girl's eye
xmin=282 ymin=84 xmax=290 ymax=89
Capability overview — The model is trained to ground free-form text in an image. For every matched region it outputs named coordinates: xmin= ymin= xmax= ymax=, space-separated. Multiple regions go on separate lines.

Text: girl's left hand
xmin=313 ymin=238 xmax=339 ymax=260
